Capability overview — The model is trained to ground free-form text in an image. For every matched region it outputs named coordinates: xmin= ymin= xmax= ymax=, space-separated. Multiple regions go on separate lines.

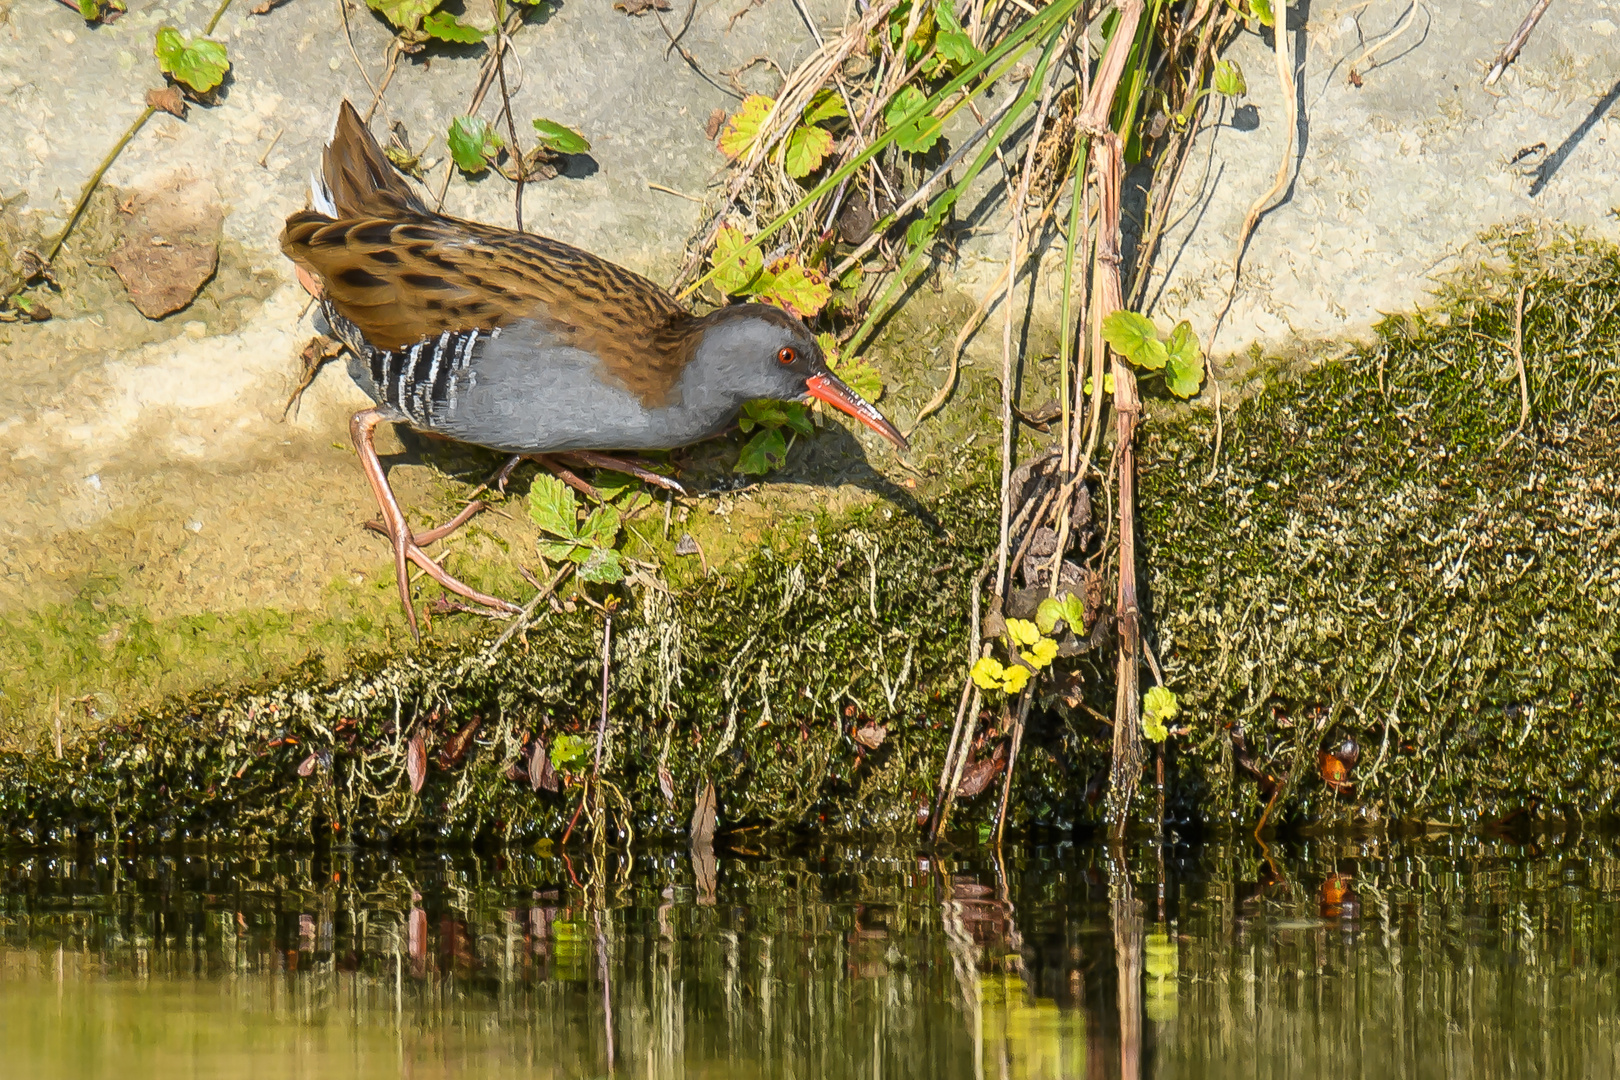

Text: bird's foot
xmin=558 ymin=450 xmax=686 ymax=494
xmin=364 ymin=500 xmax=491 ymax=546
xmin=394 ymin=539 xmax=521 ymax=619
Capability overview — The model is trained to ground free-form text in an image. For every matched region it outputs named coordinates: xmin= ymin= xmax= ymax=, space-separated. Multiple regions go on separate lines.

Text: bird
xmin=282 ymin=101 xmax=907 ymax=641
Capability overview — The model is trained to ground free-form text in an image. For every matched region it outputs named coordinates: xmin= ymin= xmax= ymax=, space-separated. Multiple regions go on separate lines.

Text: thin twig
xmin=648 ymin=182 xmax=706 ymax=202
xmin=1484 ymin=0 xmax=1554 ymax=86
xmin=594 ymin=613 xmax=613 ymax=774
xmin=493 ymin=24 xmax=526 ymax=231
xmin=993 ymin=686 xmax=1034 ymax=843
xmin=486 ymin=563 xmax=573 ymax=655
xmin=339 ymin=0 xmax=379 ymax=100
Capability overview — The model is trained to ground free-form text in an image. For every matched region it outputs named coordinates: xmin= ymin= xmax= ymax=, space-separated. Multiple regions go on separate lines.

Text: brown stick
xmin=1484 ymin=0 xmax=1555 ymax=87
xmin=1497 ymin=282 xmax=1532 ymax=451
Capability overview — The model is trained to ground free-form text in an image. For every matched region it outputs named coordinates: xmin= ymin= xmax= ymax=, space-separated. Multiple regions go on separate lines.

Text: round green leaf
xmin=1213 ymin=59 xmax=1247 ymax=98
xmin=154 ymin=27 xmax=230 ymax=93
xmin=1101 ymin=309 xmax=1168 ymax=370
xmin=423 ymin=11 xmax=489 ymax=41
xmin=783 ymin=123 xmax=834 ymax=179
xmin=448 ymin=115 xmax=503 ymax=174
xmin=1164 ymin=319 xmax=1205 ymax=397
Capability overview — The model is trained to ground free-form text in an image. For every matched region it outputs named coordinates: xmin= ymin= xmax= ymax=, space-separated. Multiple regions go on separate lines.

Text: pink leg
xmin=351 ymin=409 xmax=520 ymax=642
xmin=364 ymin=499 xmax=490 ymax=546
xmin=558 ymin=450 xmax=686 ymax=493
xmin=533 ymin=454 xmax=602 ymax=502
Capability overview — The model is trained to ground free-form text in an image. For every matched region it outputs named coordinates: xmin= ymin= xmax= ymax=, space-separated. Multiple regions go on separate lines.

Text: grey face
xmin=691 ymin=306 xmax=827 ymax=405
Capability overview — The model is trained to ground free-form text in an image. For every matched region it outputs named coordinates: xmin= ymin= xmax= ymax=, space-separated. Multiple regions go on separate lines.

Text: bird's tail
xmin=310 ymin=100 xmax=429 ymax=219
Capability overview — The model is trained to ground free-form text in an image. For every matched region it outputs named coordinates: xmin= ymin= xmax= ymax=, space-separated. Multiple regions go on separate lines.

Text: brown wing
xmin=281 ymin=102 xmax=697 ymax=405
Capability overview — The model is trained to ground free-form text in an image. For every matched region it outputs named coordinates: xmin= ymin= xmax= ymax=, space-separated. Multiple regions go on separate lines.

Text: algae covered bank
xmin=2 ymin=237 xmax=1617 ymax=843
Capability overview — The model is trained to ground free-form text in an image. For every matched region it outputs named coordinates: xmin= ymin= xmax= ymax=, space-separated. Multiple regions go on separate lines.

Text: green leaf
xmin=538 ymin=539 xmax=582 ymax=562
xmin=365 ymin=0 xmax=437 ymax=31
xmin=577 ymin=546 xmax=625 ymax=583
xmin=735 ymin=428 xmax=788 ymax=475
xmin=1213 ymin=59 xmax=1247 ymax=97
xmin=783 ymin=123 xmax=834 ymax=179
xmin=711 ymin=224 xmax=764 ymax=296
xmin=154 ymin=27 xmax=230 ymax=93
xmin=423 ymin=10 xmax=489 ymax=40
xmin=1101 ymin=309 xmax=1168 ymax=370
xmin=448 ymin=115 xmax=504 ymax=174
xmin=718 ymin=94 xmax=773 ymax=160
xmin=1035 ymin=597 xmax=1063 ymax=635
xmin=532 ymin=118 xmax=590 ymax=154
xmin=1249 ymin=0 xmax=1275 ymax=26
xmin=591 ymin=470 xmax=640 ymax=504
xmin=739 ymin=399 xmax=789 ymax=432
xmin=935 ymin=29 xmax=982 ymax=70
xmin=578 ymin=504 xmax=621 ymax=550
xmin=1060 ymin=593 xmax=1086 ymax=632
xmin=549 ymin=734 xmax=590 ymax=771
xmin=802 ymin=88 xmax=847 ymax=126
xmin=1163 ymin=319 xmax=1205 ymax=397
xmin=884 ymin=87 xmax=943 ymax=155
xmin=755 ymin=258 xmax=830 ymax=317
xmin=1142 ymin=685 xmax=1178 ymax=742
xmin=528 ymin=474 xmax=579 ymax=540
xmin=1020 ymin=637 xmax=1057 ymax=670
xmin=829 ymin=354 xmax=881 ymax=404
xmin=78 ymin=0 xmax=100 ymax=19
xmin=778 ymin=401 xmax=814 ymax=436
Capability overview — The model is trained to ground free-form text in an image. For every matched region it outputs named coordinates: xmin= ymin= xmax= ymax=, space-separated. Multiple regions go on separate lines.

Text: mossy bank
xmin=4 ymin=231 xmax=1619 ymax=843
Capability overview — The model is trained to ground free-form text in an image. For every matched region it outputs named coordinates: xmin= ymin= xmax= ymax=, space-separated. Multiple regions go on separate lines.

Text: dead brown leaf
xmin=407 ymin=730 xmax=427 ymax=793
xmin=704 ymin=107 xmax=726 ymax=140
xmin=658 ymin=761 xmax=675 ymax=804
xmin=438 ymin=716 xmax=482 ymax=769
xmin=614 ymin=0 xmax=670 ymax=13
xmin=146 ymin=86 xmax=187 ymax=119
xmin=955 ymin=740 xmax=1008 ymax=798
xmin=296 ymin=751 xmax=319 ymax=777
xmin=852 ymin=722 xmax=887 ymax=749
xmin=690 ymin=778 xmax=717 ymax=847
xmin=530 ymin=739 xmax=558 ymax=792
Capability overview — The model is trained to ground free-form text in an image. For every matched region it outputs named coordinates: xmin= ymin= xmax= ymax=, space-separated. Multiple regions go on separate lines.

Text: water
xmin=2 ymin=833 xmax=1617 ymax=1079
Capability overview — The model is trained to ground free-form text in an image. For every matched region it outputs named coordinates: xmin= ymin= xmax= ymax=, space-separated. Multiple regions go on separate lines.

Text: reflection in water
xmin=0 ymin=834 xmax=1617 ymax=1079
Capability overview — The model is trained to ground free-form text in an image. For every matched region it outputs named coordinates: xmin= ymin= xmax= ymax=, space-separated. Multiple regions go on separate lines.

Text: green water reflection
xmin=1 ymin=834 xmax=1617 ymax=1078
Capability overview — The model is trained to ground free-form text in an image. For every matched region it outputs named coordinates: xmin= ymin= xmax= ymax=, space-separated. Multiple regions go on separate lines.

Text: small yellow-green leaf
xmin=783 ymin=123 xmax=834 ymax=179
xmin=756 ymin=258 xmax=830 ymax=317
xmin=1061 ymin=593 xmax=1086 ymax=632
xmin=365 ymin=0 xmax=437 ymax=31
xmin=718 ymin=94 xmax=773 ymax=159
xmin=711 ymin=224 xmax=764 ymax=296
xmin=1101 ymin=309 xmax=1168 ymax=370
xmin=528 ymin=473 xmax=579 ymax=540
xmin=1249 ymin=0 xmax=1275 ymax=25
xmin=154 ymin=27 xmax=230 ymax=93
xmin=1021 ymin=637 xmax=1058 ymax=670
xmin=1005 ymin=618 xmax=1041 ymax=648
xmin=549 ymin=733 xmax=590 ymax=771
xmin=1164 ymin=319 xmax=1205 ymax=398
xmin=1143 ymin=685 xmax=1178 ymax=724
xmin=1035 ymin=597 xmax=1064 ymax=636
xmin=532 ymin=118 xmax=590 ymax=154
xmin=802 ymin=88 xmax=847 ymax=126
xmin=578 ymin=504 xmax=621 ymax=550
xmin=1000 ymin=664 xmax=1031 ymax=693
xmin=1214 ymin=59 xmax=1247 ymax=97
xmin=970 ymin=657 xmax=1006 ymax=691
xmin=423 ymin=10 xmax=488 ymax=41
xmin=577 ymin=546 xmax=625 ymax=583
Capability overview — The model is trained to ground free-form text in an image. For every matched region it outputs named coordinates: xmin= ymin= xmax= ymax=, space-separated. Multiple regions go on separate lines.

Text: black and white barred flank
xmin=323 ymin=300 xmax=501 ymax=427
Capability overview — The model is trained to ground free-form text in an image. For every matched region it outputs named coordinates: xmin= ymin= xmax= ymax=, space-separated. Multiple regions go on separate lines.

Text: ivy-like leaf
xmin=711 ymin=224 xmax=764 ymax=296
xmin=154 ymin=27 xmax=230 ymax=93
xmin=778 ymin=401 xmax=814 ymax=436
xmin=528 ymin=473 xmax=579 ymax=540
xmin=1249 ymin=0 xmax=1275 ymax=26
xmin=1005 ymin=618 xmax=1041 ymax=648
xmin=1142 ymin=685 xmax=1178 ymax=742
xmin=1000 ymin=664 xmax=1031 ymax=693
xmin=365 ymin=0 xmax=437 ymax=31
xmin=1101 ymin=309 xmax=1168 ymax=370
xmin=577 ymin=546 xmax=625 ymax=583
xmin=447 ymin=115 xmax=503 ymax=174
xmin=755 ymin=258 xmax=830 ymax=317
xmin=885 ymin=87 xmax=943 ymax=154
xmin=1213 ymin=59 xmax=1247 ymax=97
xmin=718 ymin=94 xmax=773 ymax=160
xmin=826 ymin=346 xmax=883 ymax=403
xmin=423 ymin=10 xmax=488 ymax=41
xmin=783 ymin=123 xmax=834 ymax=179
xmin=802 ymin=88 xmax=847 ymax=126
xmin=934 ymin=2 xmax=982 ymax=72
xmin=1163 ymin=319 xmax=1205 ymax=397
xmin=735 ymin=427 xmax=788 ymax=475
xmin=1021 ymin=637 xmax=1058 ymax=670
xmin=532 ymin=118 xmax=590 ymax=154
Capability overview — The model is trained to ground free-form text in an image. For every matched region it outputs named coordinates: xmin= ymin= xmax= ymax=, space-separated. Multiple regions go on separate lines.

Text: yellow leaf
xmin=1020 ymin=637 xmax=1058 ymax=670
xmin=1000 ymin=664 xmax=1031 ymax=694
xmin=1005 ymin=618 xmax=1041 ymax=648
xmin=970 ymin=657 xmax=1006 ymax=691
xmin=718 ymin=94 xmax=774 ymax=160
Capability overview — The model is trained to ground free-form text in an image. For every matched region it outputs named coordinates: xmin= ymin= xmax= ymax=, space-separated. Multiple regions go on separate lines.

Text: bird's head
xmin=693 ymin=304 xmax=908 ymax=452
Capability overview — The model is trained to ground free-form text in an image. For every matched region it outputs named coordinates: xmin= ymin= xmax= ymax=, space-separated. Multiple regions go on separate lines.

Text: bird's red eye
xmin=778 ymin=347 xmax=796 ymax=365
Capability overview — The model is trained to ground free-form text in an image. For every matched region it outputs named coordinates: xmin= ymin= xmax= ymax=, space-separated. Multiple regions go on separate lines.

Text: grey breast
xmin=340 ymin=316 xmax=740 ymax=454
